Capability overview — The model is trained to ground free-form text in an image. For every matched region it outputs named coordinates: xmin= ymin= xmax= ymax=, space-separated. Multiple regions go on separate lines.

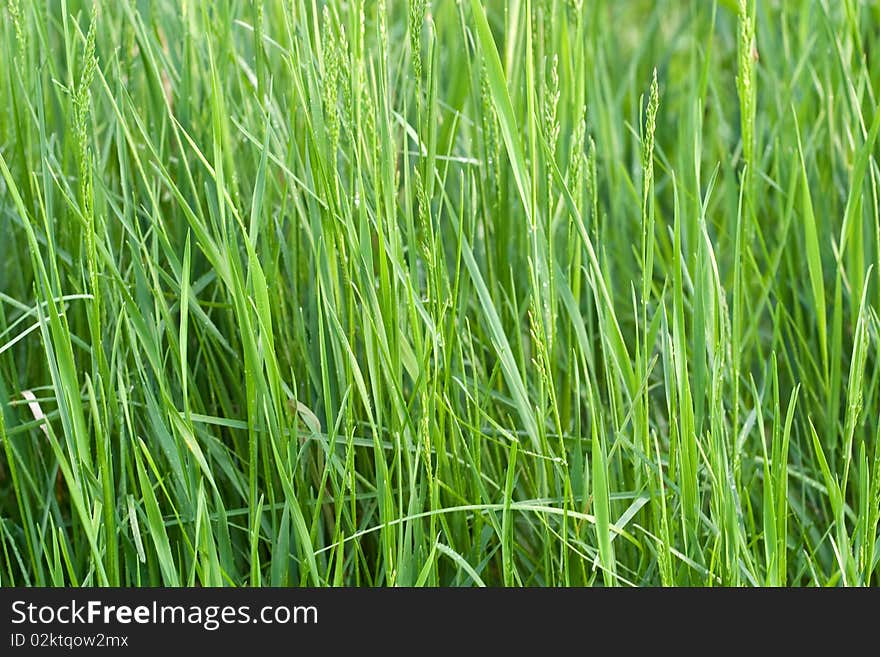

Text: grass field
xmin=1 ymin=0 xmax=879 ymax=587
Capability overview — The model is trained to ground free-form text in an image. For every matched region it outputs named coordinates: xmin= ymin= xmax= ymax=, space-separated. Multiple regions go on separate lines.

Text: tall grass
xmin=1 ymin=0 xmax=879 ymax=586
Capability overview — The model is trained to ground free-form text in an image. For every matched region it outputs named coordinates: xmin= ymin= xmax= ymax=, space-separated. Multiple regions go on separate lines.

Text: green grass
xmin=1 ymin=0 xmax=879 ymax=587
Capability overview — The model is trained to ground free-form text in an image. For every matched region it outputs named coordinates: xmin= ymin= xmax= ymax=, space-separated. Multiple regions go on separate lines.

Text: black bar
xmin=0 ymin=587 xmax=875 ymax=653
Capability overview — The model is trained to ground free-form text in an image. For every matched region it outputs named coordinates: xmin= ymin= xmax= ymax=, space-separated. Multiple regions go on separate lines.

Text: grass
xmin=1 ymin=0 xmax=879 ymax=587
